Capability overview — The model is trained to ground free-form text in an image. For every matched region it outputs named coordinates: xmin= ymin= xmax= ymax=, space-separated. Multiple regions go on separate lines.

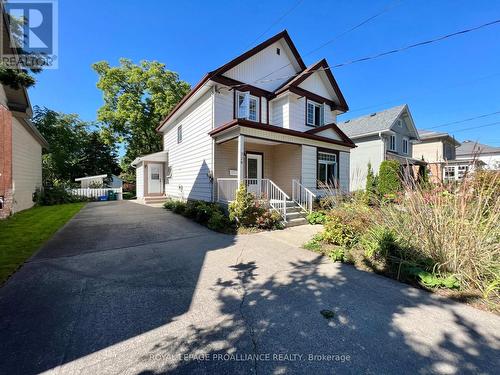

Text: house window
xmin=317 ymin=152 xmax=337 ymax=186
xmin=306 ymin=100 xmax=323 ymax=127
xmin=388 ymin=135 xmax=396 ymax=151
xmin=397 ymin=119 xmax=403 ymax=128
xmin=402 ymin=137 xmax=409 ymax=154
xmin=237 ymin=92 xmax=259 ymax=121
xmin=444 ymin=166 xmax=455 ymax=181
xmin=177 ymin=125 xmax=182 ymax=143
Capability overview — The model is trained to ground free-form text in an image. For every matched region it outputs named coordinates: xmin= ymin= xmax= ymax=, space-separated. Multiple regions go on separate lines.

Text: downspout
xmin=379 ymin=131 xmax=385 ymax=163
xmin=211 ymin=85 xmax=216 ymax=202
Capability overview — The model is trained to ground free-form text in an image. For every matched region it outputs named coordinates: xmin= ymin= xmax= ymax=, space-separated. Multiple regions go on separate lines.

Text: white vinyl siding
xmin=136 ymin=163 xmax=144 ymax=197
xmin=270 ymin=95 xmax=289 ymax=128
xmin=298 ymin=71 xmax=338 ymax=102
xmin=163 ymin=90 xmax=213 ymax=201
xmin=339 ymin=152 xmax=350 ymax=192
xmin=349 ymin=137 xmax=384 ymax=192
xmin=11 ymin=117 xmax=42 ymax=213
xmin=214 ymin=89 xmax=233 ymax=127
xmin=402 ymin=137 xmax=409 ymax=154
xmin=224 ymin=40 xmax=300 ymax=92
xmin=301 ymin=145 xmax=317 ymax=191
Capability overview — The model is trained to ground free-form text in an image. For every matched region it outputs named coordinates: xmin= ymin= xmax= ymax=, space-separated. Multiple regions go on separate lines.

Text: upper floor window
xmin=402 ymin=137 xmax=409 ymax=154
xmin=306 ymin=100 xmax=323 ymax=127
xmin=177 ymin=125 xmax=182 ymax=143
xmin=397 ymin=119 xmax=403 ymax=128
xmin=388 ymin=135 xmax=396 ymax=151
xmin=237 ymin=92 xmax=259 ymax=122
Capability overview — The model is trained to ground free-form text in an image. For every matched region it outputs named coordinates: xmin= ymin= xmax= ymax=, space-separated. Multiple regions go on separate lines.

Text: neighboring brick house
xmin=0 ymin=83 xmax=48 ymax=218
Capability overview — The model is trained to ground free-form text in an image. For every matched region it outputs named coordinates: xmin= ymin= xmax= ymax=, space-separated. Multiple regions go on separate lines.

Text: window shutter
xmin=320 ymin=103 xmax=325 ymax=126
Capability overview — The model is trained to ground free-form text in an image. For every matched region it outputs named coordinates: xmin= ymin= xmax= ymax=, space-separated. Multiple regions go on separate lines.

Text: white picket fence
xmin=71 ymin=187 xmax=123 ymax=200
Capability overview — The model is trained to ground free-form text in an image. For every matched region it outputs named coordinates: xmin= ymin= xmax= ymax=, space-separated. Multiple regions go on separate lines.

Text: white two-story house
xmin=132 ymin=30 xmax=355 ymax=222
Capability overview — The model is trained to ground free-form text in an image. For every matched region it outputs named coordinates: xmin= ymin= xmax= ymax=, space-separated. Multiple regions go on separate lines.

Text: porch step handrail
xmin=292 ymin=179 xmax=316 ymax=213
xmin=267 ymin=179 xmax=289 ymax=222
xmin=216 ymin=178 xmax=289 ymax=222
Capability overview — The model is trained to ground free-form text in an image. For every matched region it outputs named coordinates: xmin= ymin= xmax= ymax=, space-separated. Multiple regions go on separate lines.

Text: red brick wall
xmin=0 ymin=105 xmax=13 ymax=219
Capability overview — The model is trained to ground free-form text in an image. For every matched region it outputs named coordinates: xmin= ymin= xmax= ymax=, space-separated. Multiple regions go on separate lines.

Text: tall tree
xmin=92 ymin=59 xmax=190 ymax=179
xmin=32 ymin=107 xmax=120 ymax=185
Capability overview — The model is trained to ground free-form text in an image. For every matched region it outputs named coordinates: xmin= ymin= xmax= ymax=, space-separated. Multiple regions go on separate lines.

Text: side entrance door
xmin=246 ymin=153 xmax=263 ymax=196
xmin=147 ymin=163 xmax=163 ymax=195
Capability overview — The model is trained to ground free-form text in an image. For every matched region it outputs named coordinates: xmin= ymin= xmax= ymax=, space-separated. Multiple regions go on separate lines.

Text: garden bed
xmin=303 ymin=170 xmax=500 ymax=313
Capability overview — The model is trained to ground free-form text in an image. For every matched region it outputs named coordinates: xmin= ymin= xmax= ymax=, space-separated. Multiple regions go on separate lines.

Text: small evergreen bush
xmin=377 ymin=160 xmax=402 ymax=198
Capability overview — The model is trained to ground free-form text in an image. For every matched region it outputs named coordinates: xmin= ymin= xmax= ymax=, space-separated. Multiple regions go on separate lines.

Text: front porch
xmin=214 ymin=135 xmax=316 ymax=222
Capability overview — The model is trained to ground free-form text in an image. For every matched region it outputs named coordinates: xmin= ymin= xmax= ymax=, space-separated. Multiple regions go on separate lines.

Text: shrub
xmin=378 ymin=160 xmax=402 ymax=198
xmin=207 ymin=210 xmax=234 ymax=233
xmin=360 ymin=226 xmax=395 ymax=258
xmin=172 ymin=201 xmax=186 ymax=214
xmin=381 ymin=171 xmax=500 ymax=298
xmin=229 ymin=184 xmax=258 ymax=226
xmin=306 ymin=211 xmax=327 ymax=225
xmin=322 ymin=216 xmax=357 ymax=247
xmin=33 ymin=186 xmax=87 ymax=206
xmin=163 ymin=200 xmax=176 ymax=210
xmin=328 ymin=247 xmax=345 ymax=262
xmin=255 ymin=210 xmax=284 ymax=230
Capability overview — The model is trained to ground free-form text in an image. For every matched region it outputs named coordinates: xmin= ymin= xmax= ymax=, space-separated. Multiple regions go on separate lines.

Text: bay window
xmin=237 ymin=92 xmax=259 ymax=121
xmin=317 ymin=151 xmax=337 ymax=186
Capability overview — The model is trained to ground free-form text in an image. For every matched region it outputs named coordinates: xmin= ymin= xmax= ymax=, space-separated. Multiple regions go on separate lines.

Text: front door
xmin=148 ymin=163 xmax=163 ymax=195
xmin=246 ymin=153 xmax=263 ymax=195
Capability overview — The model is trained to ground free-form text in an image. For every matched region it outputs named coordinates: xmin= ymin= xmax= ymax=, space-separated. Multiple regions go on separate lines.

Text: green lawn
xmin=0 ymin=203 xmax=85 ymax=285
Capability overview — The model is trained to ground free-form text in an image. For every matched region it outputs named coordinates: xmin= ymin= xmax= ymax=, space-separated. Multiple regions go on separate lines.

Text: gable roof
xmin=305 ymin=123 xmax=354 ymax=145
xmin=456 ymin=141 xmax=500 ymax=156
xmin=157 ymin=30 xmax=306 ymax=131
xmin=418 ymin=129 xmax=461 ymax=146
xmin=274 ymin=59 xmax=348 ymax=111
xmin=337 ymin=105 xmax=418 ymax=139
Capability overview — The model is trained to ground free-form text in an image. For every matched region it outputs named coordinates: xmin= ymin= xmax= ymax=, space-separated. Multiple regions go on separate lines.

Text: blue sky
xmin=28 ymin=0 xmax=500 ymax=145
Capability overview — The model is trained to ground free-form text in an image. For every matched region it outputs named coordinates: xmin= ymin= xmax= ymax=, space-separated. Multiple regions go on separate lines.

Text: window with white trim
xmin=317 ymin=151 xmax=337 ymax=186
xmin=402 ymin=137 xmax=409 ymax=154
xmin=306 ymin=100 xmax=323 ymax=127
xmin=177 ymin=125 xmax=182 ymax=143
xmin=237 ymin=92 xmax=259 ymax=121
xmin=388 ymin=135 xmax=396 ymax=151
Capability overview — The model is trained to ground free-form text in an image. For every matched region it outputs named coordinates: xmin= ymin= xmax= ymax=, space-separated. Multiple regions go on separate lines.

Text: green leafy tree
xmin=0 ymin=12 xmax=45 ymax=88
xmin=32 ymin=107 xmax=120 ymax=185
xmin=378 ymin=160 xmax=402 ymax=198
xmin=92 ymin=59 xmax=190 ymax=180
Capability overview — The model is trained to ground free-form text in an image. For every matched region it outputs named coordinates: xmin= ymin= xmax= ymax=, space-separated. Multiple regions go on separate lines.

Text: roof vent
xmin=370 ymin=113 xmax=377 ymax=117
xmin=276 ymin=48 xmax=280 ymax=55
xmin=345 ymin=119 xmax=350 ymax=123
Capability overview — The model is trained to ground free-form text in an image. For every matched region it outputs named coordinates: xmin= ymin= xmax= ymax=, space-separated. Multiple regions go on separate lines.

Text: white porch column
xmin=237 ymin=135 xmax=245 ymax=186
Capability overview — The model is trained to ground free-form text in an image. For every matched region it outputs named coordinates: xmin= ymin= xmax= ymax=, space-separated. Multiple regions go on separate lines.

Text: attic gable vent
xmin=276 ymin=48 xmax=280 ymax=55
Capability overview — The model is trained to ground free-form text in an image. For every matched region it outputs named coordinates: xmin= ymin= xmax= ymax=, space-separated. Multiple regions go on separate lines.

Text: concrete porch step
xmin=143 ymin=196 xmax=168 ymax=204
xmin=285 ymin=217 xmax=308 ymax=227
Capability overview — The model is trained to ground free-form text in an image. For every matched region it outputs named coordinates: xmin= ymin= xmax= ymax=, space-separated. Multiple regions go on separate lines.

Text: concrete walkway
xmin=0 ymin=201 xmax=498 ymax=374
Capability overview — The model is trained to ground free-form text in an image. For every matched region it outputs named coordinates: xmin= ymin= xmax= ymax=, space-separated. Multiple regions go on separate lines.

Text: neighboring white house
xmin=0 ymin=14 xmax=49 ymax=218
xmin=455 ymin=140 xmax=500 ymax=171
xmin=132 ymin=30 xmax=355 ymax=224
xmin=75 ymin=174 xmax=123 ymax=188
xmin=338 ymin=105 xmax=424 ymax=191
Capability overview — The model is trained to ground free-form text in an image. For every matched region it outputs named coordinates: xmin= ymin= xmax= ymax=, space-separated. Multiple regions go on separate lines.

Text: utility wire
xmin=228 ymin=18 xmax=500 ymax=88
xmin=245 ymin=0 xmax=304 ymax=49
xmin=257 ymin=0 xmax=402 ymax=82
xmin=427 ymin=110 xmax=500 ymax=130
xmin=448 ymin=120 xmax=500 ymax=133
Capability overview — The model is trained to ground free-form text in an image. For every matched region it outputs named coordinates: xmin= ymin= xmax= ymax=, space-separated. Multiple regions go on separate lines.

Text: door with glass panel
xmin=246 ymin=153 xmax=263 ymax=196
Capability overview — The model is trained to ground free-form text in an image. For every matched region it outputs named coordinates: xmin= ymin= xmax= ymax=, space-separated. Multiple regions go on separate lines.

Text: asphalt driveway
xmin=0 ymin=201 xmax=498 ymax=374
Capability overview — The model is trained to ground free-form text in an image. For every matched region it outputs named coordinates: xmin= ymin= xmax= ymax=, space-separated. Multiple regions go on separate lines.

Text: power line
xmin=427 ymin=110 xmax=500 ymax=130
xmin=245 ymin=0 xmax=304 ymax=49
xmin=229 ymin=18 xmax=500 ymax=88
xmin=256 ymin=0 xmax=401 ymax=82
xmin=449 ymin=120 xmax=500 ymax=133
xmin=333 ymin=18 xmax=500 ymax=68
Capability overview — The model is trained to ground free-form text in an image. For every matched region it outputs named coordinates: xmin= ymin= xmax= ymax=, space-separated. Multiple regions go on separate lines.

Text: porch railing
xmin=292 ymin=179 xmax=316 ymax=213
xmin=216 ymin=178 xmax=289 ymax=222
